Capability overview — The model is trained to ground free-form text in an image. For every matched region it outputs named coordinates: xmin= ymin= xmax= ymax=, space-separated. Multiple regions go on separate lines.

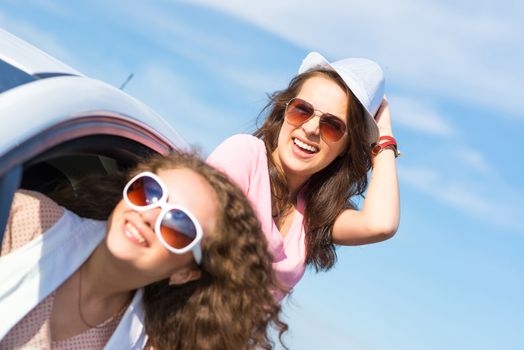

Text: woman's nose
xmin=300 ymin=114 xmax=321 ymax=136
xmin=139 ymin=207 xmax=162 ymax=227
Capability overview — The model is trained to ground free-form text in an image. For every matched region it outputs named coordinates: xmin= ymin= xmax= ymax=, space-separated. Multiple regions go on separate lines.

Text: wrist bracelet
xmin=371 ymin=136 xmax=401 ymax=158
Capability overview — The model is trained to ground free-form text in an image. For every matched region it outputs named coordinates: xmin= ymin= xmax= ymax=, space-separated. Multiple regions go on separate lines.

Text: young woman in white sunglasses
xmin=0 ymin=152 xmax=287 ymax=350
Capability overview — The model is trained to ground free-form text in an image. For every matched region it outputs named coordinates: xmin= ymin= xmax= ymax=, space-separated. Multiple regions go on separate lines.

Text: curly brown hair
xmin=49 ymin=151 xmax=287 ymax=350
xmin=254 ymin=69 xmax=373 ymax=271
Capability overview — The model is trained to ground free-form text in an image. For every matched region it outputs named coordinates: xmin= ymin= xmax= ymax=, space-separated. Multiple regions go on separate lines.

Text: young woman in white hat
xmin=208 ymin=52 xmax=400 ymax=297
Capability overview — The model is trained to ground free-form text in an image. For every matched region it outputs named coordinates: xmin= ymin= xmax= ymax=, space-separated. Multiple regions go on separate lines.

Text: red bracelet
xmin=377 ymin=135 xmax=396 ymax=143
xmin=371 ymin=136 xmax=401 ymax=158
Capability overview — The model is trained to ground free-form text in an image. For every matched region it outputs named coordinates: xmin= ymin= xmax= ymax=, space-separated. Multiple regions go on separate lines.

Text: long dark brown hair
xmin=254 ymin=69 xmax=372 ymax=271
xmin=50 ymin=151 xmax=287 ymax=350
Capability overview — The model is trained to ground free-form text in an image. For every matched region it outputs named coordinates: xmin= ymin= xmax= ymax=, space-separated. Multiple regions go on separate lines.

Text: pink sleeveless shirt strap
xmin=208 ymin=134 xmax=307 ymax=295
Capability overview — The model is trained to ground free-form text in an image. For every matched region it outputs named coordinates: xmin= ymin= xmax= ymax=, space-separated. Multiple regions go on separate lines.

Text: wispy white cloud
xmin=0 ymin=12 xmax=75 ymax=64
xmin=29 ymin=0 xmax=74 ymax=18
xmin=135 ymin=63 xmax=234 ymax=123
xmin=215 ymin=65 xmax=287 ymax=99
xmin=130 ymin=63 xmax=247 ymax=151
xmin=185 ymin=0 xmax=524 ymax=117
xmin=120 ymin=3 xmax=244 ymax=60
xmin=98 ymin=2 xmax=288 ymax=99
xmin=276 ymin=300 xmax=373 ymax=350
xmin=399 ymin=165 xmax=524 ymax=233
xmin=453 ymin=146 xmax=493 ymax=174
xmin=390 ymin=95 xmax=456 ymax=136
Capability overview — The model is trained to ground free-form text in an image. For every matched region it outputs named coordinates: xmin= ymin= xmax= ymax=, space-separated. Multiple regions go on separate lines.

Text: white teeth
xmin=125 ymin=222 xmax=145 ymax=244
xmin=293 ymin=138 xmax=318 ymax=153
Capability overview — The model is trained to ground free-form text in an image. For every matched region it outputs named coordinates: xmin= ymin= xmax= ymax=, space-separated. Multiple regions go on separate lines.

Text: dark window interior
xmin=20 ymin=134 xmax=159 ymax=194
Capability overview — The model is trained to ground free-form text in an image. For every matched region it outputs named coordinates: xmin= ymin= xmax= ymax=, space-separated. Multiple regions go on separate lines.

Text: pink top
xmin=0 ymin=190 xmax=123 ymax=350
xmin=207 ymin=134 xmax=307 ymax=294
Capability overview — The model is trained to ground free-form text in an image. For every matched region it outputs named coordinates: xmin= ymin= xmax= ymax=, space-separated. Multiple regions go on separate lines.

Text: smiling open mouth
xmin=293 ymin=138 xmax=318 ymax=153
xmin=125 ymin=222 xmax=146 ymax=245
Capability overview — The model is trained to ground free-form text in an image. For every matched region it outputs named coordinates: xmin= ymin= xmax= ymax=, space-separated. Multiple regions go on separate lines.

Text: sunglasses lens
xmin=320 ymin=116 xmax=346 ymax=142
xmin=286 ymin=98 xmax=314 ymax=125
xmin=160 ymin=209 xmax=197 ymax=249
xmin=126 ymin=176 xmax=163 ymax=207
xmin=286 ymin=98 xmax=346 ymax=142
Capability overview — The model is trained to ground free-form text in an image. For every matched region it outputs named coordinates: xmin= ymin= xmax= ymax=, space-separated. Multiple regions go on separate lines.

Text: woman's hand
xmin=374 ymin=97 xmax=394 ymax=137
xmin=331 ymin=96 xmax=400 ymax=245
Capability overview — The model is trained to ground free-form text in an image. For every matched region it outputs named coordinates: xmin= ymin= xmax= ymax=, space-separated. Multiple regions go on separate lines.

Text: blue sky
xmin=1 ymin=1 xmax=523 ymax=349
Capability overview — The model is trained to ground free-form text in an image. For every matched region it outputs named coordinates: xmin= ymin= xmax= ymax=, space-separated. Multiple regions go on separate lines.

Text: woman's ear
xmin=168 ymin=266 xmax=202 ymax=286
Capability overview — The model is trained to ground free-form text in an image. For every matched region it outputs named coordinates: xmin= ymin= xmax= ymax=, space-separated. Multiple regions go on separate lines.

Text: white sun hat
xmin=298 ymin=51 xmax=385 ymax=144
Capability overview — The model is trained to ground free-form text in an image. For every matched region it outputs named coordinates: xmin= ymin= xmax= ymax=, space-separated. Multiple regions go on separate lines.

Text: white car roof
xmin=0 ymin=28 xmax=188 ymax=158
xmin=0 ymin=28 xmax=82 ymax=76
xmin=0 ymin=76 xmax=188 ymax=158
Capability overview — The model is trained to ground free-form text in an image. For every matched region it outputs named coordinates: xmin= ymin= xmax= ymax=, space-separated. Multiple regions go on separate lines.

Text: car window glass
xmin=0 ymin=59 xmax=35 ymax=93
xmin=0 ymin=165 xmax=22 ymax=245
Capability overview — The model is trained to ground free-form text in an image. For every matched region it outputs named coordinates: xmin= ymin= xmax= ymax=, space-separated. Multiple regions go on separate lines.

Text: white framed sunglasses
xmin=123 ymin=171 xmax=203 ymax=265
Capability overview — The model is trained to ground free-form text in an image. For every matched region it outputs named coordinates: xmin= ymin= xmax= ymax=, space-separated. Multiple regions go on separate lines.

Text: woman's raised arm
xmin=332 ymin=99 xmax=400 ymax=245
